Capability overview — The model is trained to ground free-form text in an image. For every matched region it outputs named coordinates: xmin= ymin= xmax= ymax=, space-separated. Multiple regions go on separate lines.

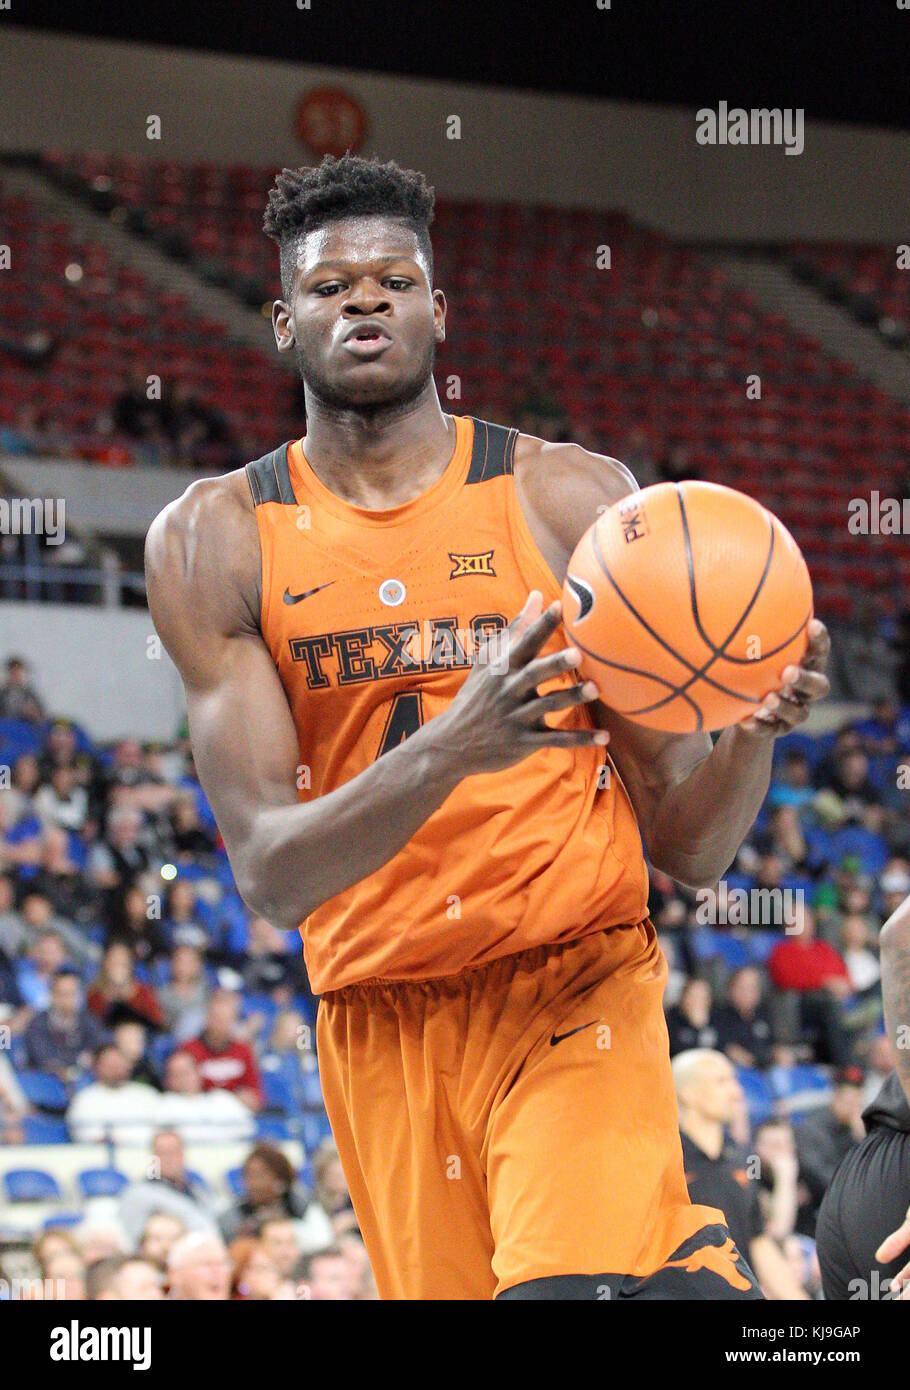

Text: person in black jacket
xmin=816 ymin=891 xmax=910 ymax=1299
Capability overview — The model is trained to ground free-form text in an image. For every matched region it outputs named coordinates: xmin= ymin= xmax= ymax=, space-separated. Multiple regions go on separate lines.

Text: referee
xmin=816 ymin=893 xmax=910 ymax=1300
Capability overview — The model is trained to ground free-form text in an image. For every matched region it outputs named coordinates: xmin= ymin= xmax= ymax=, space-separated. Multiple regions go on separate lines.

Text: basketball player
xmin=145 ymin=155 xmax=830 ymax=1300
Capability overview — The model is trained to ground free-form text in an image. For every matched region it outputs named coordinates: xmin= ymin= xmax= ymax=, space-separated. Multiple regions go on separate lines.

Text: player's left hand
xmin=737 ymin=619 xmax=830 ymax=738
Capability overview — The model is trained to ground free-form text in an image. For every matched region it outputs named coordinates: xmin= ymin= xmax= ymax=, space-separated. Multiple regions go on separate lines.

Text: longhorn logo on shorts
xmin=660 ymin=1236 xmax=753 ymax=1292
xmin=379 ymin=578 xmax=406 ymax=607
xmin=449 ymin=551 xmax=495 ymax=579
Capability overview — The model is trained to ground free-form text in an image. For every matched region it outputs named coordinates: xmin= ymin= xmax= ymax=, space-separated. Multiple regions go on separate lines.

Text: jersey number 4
xmin=376 ymin=692 xmax=425 ymax=758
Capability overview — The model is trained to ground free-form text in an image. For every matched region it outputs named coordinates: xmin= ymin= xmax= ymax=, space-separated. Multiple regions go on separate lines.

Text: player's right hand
xmin=426 ymin=590 xmax=608 ymax=777
xmin=876 ymin=1205 xmax=910 ymax=1299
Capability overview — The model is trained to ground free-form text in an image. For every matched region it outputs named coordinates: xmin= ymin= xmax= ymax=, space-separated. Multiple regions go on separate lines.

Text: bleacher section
xmin=0 ymin=152 xmax=901 ymax=616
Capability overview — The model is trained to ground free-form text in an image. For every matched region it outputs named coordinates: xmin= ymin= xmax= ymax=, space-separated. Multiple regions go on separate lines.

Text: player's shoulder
xmin=144 ymin=466 xmax=261 ymax=629
xmin=145 ymin=466 xmax=259 ymax=587
xmin=509 ymin=427 xmax=639 ymax=550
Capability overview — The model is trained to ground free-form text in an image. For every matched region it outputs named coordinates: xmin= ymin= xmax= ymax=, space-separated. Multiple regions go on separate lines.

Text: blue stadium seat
xmin=4 ymin=1168 xmax=62 ymax=1202
xmin=298 ymin=1161 xmax=314 ymax=1192
xmin=21 ymin=1116 xmax=69 ymax=1144
xmin=43 ymin=1212 xmax=82 ymax=1230
xmin=301 ymin=1111 xmax=333 ymax=1150
xmin=262 ymin=1070 xmax=295 ymax=1115
xmin=736 ymin=1067 xmax=775 ymax=1125
xmin=225 ymin=1166 xmax=245 ymax=1196
xmin=16 ymin=1070 xmax=68 ymax=1112
xmin=77 ymin=1168 xmax=129 ymax=1198
xmin=255 ymin=1115 xmax=291 ymax=1141
xmin=185 ymin=1169 xmax=210 ymax=1193
xmin=9 ymin=1034 xmax=27 ymax=1070
xmin=148 ymin=1034 xmax=177 ymax=1078
xmin=769 ymin=1064 xmax=832 ymax=1121
xmin=298 ymin=1069 xmax=323 ymax=1108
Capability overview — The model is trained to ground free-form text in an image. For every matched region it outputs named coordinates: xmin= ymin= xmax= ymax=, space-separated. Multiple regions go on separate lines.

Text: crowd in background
xmin=1 ymin=634 xmax=910 ymax=1296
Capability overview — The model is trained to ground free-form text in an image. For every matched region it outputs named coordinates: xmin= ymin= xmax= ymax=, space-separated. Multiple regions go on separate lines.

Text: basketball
xmin=562 ymin=481 xmax=814 ymax=734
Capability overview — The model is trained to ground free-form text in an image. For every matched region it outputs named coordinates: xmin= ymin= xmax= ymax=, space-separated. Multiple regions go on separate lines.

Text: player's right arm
xmin=145 ymin=477 xmax=604 ymax=932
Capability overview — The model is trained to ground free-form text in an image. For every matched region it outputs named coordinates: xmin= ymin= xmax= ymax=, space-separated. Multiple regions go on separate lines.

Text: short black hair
xmin=263 ymin=153 xmax=435 ymax=300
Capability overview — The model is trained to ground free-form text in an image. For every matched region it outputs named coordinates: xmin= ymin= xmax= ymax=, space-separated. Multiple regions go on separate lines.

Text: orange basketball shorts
xmin=316 ymin=919 xmax=756 ymax=1299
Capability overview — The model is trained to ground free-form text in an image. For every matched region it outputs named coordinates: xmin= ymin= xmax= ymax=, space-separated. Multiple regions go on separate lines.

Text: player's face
xmin=277 ymin=215 xmax=446 ymax=413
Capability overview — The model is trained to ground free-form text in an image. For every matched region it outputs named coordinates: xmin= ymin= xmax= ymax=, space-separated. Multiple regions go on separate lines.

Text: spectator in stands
xmin=766 ymin=903 xmax=854 ymax=1066
xmin=814 ymin=735 xmax=881 ymax=816
xmin=180 ymin=990 xmax=264 ymax=1111
xmin=8 ymin=753 xmax=42 ymax=823
xmin=304 ymin=1139 xmax=355 ymax=1242
xmin=0 ymin=937 xmax=28 ymax=1035
xmin=87 ymin=1254 xmax=164 ymax=1301
xmin=43 ymin=1248 xmax=87 ymax=1302
xmin=0 ymin=789 xmax=43 ymax=879
xmin=119 ymin=1128 xmax=220 ymax=1245
xmin=241 ymin=914 xmax=305 ymax=998
xmin=15 ymin=927 xmax=69 ymax=1012
xmin=295 ymin=1245 xmax=360 ymax=1301
xmin=219 ymin=1142 xmax=309 ymax=1244
xmin=166 ymin=1231 xmax=232 ymax=1301
xmin=23 ymin=965 xmax=106 ymax=1078
xmin=161 ymin=878 xmax=209 ymax=954
xmin=157 ymin=1048 xmax=254 ymax=1144
xmin=31 ymin=828 xmax=91 ymax=926
xmin=19 ymin=890 xmax=99 ymax=968
xmin=88 ymin=806 xmax=152 ymax=914
xmin=840 ymin=913 xmax=882 ymax=999
xmin=168 ymin=791 xmax=217 ymax=862
xmin=752 ymin=1117 xmax=802 ymax=1244
xmin=0 ymin=655 xmax=44 ymax=721
xmin=673 ymin=1049 xmax=809 ymax=1299
xmin=337 ymin=1228 xmax=378 ymax=1300
xmin=139 ymin=1212 xmax=186 ymax=1273
xmin=258 ymin=1217 xmax=303 ymax=1283
xmin=855 ymin=696 xmax=910 ymax=758
xmin=104 ymin=882 xmax=169 ymax=965
xmin=665 ymin=977 xmax=717 ymax=1056
xmin=714 ymin=966 xmax=773 ymax=1070
xmin=111 ymin=1019 xmax=158 ymax=1086
xmin=109 ymin=368 xmax=165 ymax=442
xmin=230 ymin=1237 xmax=294 ymax=1300
xmin=87 ymin=941 xmax=163 ymax=1030
xmin=157 ymin=942 xmax=210 ymax=1041
xmin=0 ymin=1047 xmax=28 ymax=1140
xmin=33 ymin=764 xmax=89 ymax=834
xmin=794 ymin=1064 xmax=866 ymax=1227
xmin=161 ymin=380 xmax=240 ymax=472
xmin=36 ymin=719 xmax=79 ymax=782
xmin=66 ymin=1042 xmax=161 ymax=1145
xmin=73 ymin=1218 xmax=129 ymax=1267
xmin=0 ymin=871 xmax=25 ymax=957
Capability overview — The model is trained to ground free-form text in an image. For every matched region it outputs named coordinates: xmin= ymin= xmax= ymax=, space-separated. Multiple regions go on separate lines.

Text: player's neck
xmin=681 ymin=1112 xmax=725 ymax=1159
xmin=300 ymin=388 xmax=456 ymax=509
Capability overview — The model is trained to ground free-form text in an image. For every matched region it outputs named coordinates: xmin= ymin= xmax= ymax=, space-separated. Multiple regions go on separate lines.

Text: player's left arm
xmin=514 ymin=439 xmax=830 ymax=890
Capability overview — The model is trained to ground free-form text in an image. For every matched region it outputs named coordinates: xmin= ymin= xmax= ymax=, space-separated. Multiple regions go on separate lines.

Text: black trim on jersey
xmin=466 ymin=417 xmax=518 ymax=485
xmin=245 ymin=443 xmax=296 ymax=506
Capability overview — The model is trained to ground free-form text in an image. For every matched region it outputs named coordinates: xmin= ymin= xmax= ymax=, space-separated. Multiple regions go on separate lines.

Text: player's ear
xmin=433 ymin=288 xmax=447 ymax=343
xmin=272 ymin=301 xmax=296 ymax=352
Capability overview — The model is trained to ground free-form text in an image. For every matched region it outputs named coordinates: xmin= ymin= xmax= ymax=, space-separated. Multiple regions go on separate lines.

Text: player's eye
xmin=314 ymin=283 xmax=345 ymax=296
xmin=384 ymin=278 xmax=411 ymax=290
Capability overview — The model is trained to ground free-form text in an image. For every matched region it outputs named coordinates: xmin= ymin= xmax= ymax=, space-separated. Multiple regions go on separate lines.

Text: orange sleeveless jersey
xmin=246 ymin=414 xmax=649 ymax=993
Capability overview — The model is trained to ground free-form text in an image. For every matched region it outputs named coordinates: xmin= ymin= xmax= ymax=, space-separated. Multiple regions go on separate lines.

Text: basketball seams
xmin=579 ymin=499 xmax=812 ymax=728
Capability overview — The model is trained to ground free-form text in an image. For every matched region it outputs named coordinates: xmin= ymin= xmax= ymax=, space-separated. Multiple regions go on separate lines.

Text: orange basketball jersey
xmin=246 ymin=414 xmax=649 ymax=993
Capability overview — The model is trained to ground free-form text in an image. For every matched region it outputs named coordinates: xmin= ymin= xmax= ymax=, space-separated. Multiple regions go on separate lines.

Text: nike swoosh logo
xmin=549 ymin=1019 xmax=600 ymax=1047
xmin=283 ymin=581 xmax=335 ymax=605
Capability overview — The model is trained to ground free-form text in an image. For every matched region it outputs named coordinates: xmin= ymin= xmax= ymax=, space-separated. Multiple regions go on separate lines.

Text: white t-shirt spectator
xmin=66 ymin=1080 xmax=162 ymax=1146
xmin=843 ymin=947 xmax=881 ymax=993
xmin=156 ymin=1087 xmax=255 ymax=1144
